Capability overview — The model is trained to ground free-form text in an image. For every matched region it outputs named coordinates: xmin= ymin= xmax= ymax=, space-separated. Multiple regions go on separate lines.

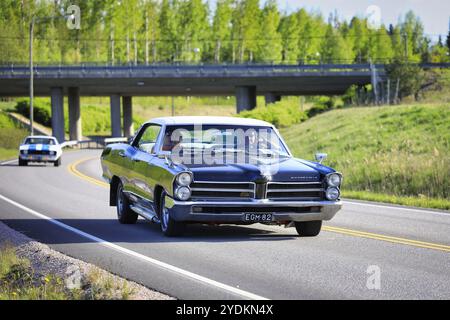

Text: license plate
xmin=244 ymin=213 xmax=273 ymax=222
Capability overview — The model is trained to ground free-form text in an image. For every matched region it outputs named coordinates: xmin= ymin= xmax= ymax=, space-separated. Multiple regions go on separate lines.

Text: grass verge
xmin=343 ymin=190 xmax=450 ymax=211
xmin=282 ymin=103 xmax=450 ymax=210
xmin=0 ymin=242 xmax=135 ymax=300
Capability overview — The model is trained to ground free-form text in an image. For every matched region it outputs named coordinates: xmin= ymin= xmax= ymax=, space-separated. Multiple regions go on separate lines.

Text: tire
xmin=18 ymin=158 xmax=27 ymax=166
xmin=116 ymin=182 xmax=138 ymax=224
xmin=54 ymin=157 xmax=61 ymax=167
xmin=295 ymin=220 xmax=322 ymax=237
xmin=159 ymin=190 xmax=185 ymax=237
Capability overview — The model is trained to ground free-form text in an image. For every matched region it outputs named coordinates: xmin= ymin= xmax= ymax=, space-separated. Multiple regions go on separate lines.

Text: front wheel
xmin=18 ymin=158 xmax=27 ymax=166
xmin=159 ymin=190 xmax=185 ymax=237
xmin=295 ymin=220 xmax=322 ymax=237
xmin=116 ymin=182 xmax=138 ymax=224
xmin=54 ymin=157 xmax=61 ymax=167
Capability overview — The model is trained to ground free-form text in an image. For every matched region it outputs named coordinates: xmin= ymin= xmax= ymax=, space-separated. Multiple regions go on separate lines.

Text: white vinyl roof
xmin=147 ymin=116 xmax=274 ymax=127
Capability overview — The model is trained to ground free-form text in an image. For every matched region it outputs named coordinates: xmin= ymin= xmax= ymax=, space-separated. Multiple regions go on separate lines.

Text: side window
xmin=136 ymin=125 xmax=161 ymax=154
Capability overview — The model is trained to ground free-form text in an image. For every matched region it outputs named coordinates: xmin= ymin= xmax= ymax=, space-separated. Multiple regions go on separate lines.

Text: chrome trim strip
xmin=192 ymin=188 xmax=254 ymax=193
xmin=267 ymin=181 xmax=322 ymax=185
xmin=267 ymin=188 xmax=324 ymax=193
xmin=174 ymin=199 xmax=342 ymax=207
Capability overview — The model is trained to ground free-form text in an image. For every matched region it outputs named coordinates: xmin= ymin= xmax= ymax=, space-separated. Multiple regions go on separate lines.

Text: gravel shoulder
xmin=0 ymin=221 xmax=174 ymax=300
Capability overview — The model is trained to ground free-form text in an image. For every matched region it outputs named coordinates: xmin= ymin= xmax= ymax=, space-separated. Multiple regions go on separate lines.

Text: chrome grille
xmin=191 ymin=181 xmax=255 ymax=199
xmin=266 ymin=182 xmax=324 ymax=200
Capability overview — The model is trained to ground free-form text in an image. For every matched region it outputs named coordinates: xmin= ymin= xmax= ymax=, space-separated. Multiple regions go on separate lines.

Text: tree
xmin=386 ymin=59 xmax=425 ymax=100
xmin=257 ymin=0 xmax=282 ymax=63
xmin=232 ymin=0 xmax=261 ymax=62
xmin=279 ymin=14 xmax=299 ymax=63
xmin=177 ymin=0 xmax=209 ymax=62
xmin=348 ymin=17 xmax=369 ymax=62
xmin=320 ymin=24 xmax=352 ymax=63
xmin=212 ymin=0 xmax=233 ymax=63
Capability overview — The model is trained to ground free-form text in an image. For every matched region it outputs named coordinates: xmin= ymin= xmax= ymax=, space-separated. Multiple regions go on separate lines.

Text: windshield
xmin=162 ymin=125 xmax=290 ymax=165
xmin=24 ymin=137 xmax=56 ymax=145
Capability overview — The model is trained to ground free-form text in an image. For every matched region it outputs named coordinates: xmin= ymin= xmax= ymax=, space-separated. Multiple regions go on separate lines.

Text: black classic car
xmin=101 ymin=116 xmax=342 ymax=237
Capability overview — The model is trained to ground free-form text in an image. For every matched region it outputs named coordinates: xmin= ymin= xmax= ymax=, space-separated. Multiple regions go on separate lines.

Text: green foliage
xmin=0 ymin=243 xmax=135 ymax=300
xmin=0 ymin=112 xmax=28 ymax=159
xmin=14 ymin=99 xmax=52 ymax=127
xmin=386 ymin=60 xmax=425 ymax=100
xmin=238 ymin=100 xmax=307 ymax=128
xmin=281 ymin=104 xmax=450 ymax=208
xmin=306 ymin=96 xmax=343 ymax=117
xmin=0 ymin=1 xmax=431 ymax=65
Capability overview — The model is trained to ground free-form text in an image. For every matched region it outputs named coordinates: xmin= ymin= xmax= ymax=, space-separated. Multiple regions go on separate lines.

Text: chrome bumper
xmin=19 ymin=154 xmax=58 ymax=162
xmin=167 ymin=199 xmax=343 ymax=223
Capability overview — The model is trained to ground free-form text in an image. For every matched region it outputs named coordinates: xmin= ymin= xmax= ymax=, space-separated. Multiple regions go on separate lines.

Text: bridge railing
xmin=0 ymin=63 xmax=386 ymax=78
xmin=61 ymin=137 xmax=128 ymax=150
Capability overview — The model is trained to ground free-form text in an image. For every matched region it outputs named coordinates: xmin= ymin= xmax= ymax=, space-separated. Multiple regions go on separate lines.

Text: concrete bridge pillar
xmin=265 ymin=93 xmax=281 ymax=105
xmin=110 ymin=94 xmax=122 ymax=137
xmin=68 ymin=87 xmax=82 ymax=141
xmin=122 ymin=96 xmax=134 ymax=138
xmin=236 ymin=86 xmax=257 ymax=113
xmin=50 ymin=87 xmax=65 ymax=143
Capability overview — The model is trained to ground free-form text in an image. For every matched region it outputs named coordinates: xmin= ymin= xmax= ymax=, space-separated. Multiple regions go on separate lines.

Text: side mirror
xmin=127 ymin=137 xmax=133 ymax=144
xmin=157 ymin=151 xmax=173 ymax=165
xmin=315 ymin=153 xmax=327 ymax=164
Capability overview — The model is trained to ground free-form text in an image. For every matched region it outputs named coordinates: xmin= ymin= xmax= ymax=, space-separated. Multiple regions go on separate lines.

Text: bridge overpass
xmin=0 ymin=63 xmax=444 ymax=142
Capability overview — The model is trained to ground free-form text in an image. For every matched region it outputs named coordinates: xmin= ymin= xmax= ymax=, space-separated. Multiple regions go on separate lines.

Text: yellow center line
xmin=67 ymin=157 xmax=109 ymax=188
xmin=67 ymin=157 xmax=450 ymax=253
xmin=323 ymin=226 xmax=450 ymax=252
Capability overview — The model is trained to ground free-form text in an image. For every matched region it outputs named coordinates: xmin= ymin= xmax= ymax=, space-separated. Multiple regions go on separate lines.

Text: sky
xmin=211 ymin=0 xmax=450 ymax=41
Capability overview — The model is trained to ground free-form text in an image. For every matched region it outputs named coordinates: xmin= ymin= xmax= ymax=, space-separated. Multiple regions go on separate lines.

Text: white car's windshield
xmin=24 ymin=138 xmax=55 ymax=145
xmin=162 ymin=125 xmax=290 ymax=157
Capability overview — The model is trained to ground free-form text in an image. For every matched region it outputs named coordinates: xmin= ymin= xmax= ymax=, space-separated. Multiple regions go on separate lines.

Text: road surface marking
xmin=68 ymin=157 xmax=109 ymax=188
xmin=1 ymin=159 xmax=17 ymax=165
xmin=69 ymin=157 xmax=450 ymax=253
xmin=323 ymin=226 xmax=450 ymax=252
xmin=0 ymin=193 xmax=268 ymax=300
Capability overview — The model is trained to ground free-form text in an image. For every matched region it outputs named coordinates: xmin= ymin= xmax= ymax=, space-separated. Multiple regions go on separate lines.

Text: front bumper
xmin=167 ymin=199 xmax=342 ymax=223
xmin=19 ymin=154 xmax=58 ymax=162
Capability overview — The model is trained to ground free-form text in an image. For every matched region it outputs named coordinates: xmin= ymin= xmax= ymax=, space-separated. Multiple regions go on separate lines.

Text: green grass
xmin=0 ymin=112 xmax=28 ymax=161
xmin=281 ymin=104 xmax=450 ymax=210
xmin=0 ymin=242 xmax=135 ymax=300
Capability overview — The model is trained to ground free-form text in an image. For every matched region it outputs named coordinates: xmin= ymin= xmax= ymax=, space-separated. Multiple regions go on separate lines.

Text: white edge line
xmin=0 ymin=193 xmax=268 ymax=300
xmin=1 ymin=159 xmax=17 ymax=165
xmin=343 ymin=200 xmax=449 ymax=216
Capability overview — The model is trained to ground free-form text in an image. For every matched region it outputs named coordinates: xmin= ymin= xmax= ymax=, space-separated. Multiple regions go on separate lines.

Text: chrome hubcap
xmin=117 ymin=186 xmax=123 ymax=216
xmin=161 ymin=194 xmax=169 ymax=230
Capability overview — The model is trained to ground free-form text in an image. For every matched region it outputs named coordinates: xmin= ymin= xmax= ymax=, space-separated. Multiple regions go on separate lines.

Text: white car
xmin=19 ymin=136 xmax=62 ymax=167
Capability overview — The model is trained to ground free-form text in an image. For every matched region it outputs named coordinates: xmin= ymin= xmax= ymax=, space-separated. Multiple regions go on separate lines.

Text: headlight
xmin=326 ymin=173 xmax=342 ymax=187
xmin=175 ymin=186 xmax=191 ymax=201
xmin=176 ymin=172 xmax=192 ymax=186
xmin=325 ymin=187 xmax=340 ymax=200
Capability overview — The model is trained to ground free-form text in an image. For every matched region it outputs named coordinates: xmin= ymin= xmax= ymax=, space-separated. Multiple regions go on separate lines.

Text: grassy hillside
xmin=281 ymin=104 xmax=450 ymax=210
xmin=0 ymin=112 xmax=28 ymax=161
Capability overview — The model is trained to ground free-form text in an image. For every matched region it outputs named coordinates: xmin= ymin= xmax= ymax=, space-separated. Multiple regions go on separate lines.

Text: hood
xmin=185 ymin=157 xmax=332 ymax=183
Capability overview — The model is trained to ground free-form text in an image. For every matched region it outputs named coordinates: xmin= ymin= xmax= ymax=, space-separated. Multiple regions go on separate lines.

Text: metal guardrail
xmin=0 ymin=63 xmax=387 ymax=79
xmin=61 ymin=137 xmax=128 ymax=150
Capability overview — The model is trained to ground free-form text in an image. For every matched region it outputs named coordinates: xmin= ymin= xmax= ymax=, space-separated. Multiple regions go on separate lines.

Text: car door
xmin=130 ymin=124 xmax=162 ymax=202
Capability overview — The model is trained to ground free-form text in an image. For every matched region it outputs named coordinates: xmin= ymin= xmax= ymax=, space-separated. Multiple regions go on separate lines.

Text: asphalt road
xmin=0 ymin=149 xmax=449 ymax=299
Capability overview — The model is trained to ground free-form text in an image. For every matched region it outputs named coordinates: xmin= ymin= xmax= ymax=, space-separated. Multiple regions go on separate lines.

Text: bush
xmin=237 ymin=100 xmax=307 ymax=128
xmin=307 ymin=96 xmax=343 ymax=118
xmin=15 ymin=99 xmax=52 ymax=127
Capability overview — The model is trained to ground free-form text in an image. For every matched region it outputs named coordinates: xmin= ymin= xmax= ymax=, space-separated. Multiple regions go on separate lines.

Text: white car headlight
xmin=326 ymin=173 xmax=342 ymax=187
xmin=176 ymin=172 xmax=192 ymax=186
xmin=325 ymin=187 xmax=340 ymax=200
xmin=175 ymin=186 xmax=191 ymax=201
